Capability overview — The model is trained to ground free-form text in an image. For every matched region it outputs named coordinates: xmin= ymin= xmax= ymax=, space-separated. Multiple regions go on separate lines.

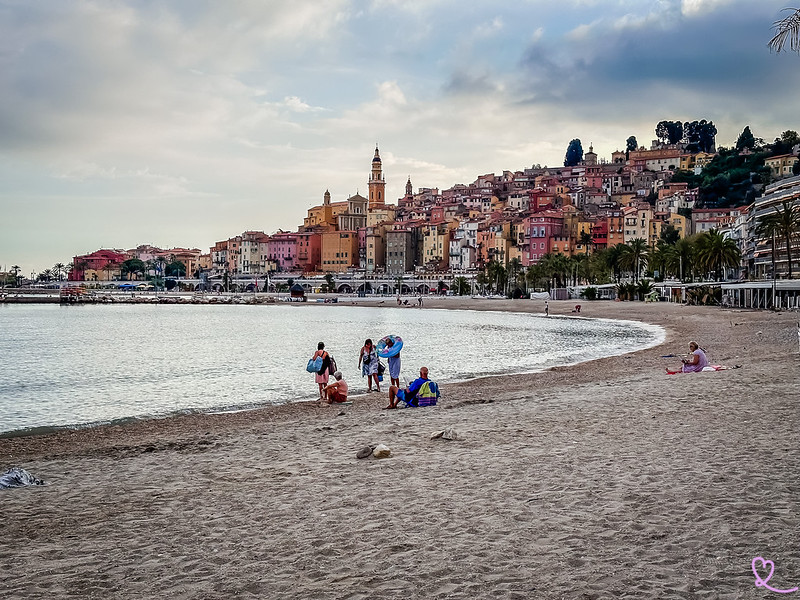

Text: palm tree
xmin=769 ymin=8 xmax=800 ymax=53
xmin=649 ymin=242 xmax=670 ymax=281
xmin=755 ymin=211 xmax=781 ymax=279
xmin=695 ymin=229 xmax=741 ymax=281
xmin=762 ymin=200 xmax=800 ymax=278
xmin=587 ymin=249 xmax=612 ymax=284
xmin=603 ymin=244 xmax=627 ymax=283
xmin=53 ymin=262 xmax=66 ymax=281
xmin=452 ymin=276 xmax=470 ymax=296
xmin=538 ymin=253 xmax=570 ymax=288
xmin=579 ymin=231 xmax=593 ymax=256
xmin=507 ymin=257 xmax=522 ymax=294
xmin=619 ymin=239 xmax=649 ymax=282
xmin=569 ymin=253 xmax=589 ymax=285
xmin=486 ymin=260 xmax=506 ymax=293
xmin=525 ymin=263 xmax=547 ymax=291
xmin=10 ymin=265 xmax=21 ymax=287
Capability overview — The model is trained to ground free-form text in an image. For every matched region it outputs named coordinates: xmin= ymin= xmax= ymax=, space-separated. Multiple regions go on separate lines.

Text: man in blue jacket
xmin=385 ymin=367 xmax=439 ymax=409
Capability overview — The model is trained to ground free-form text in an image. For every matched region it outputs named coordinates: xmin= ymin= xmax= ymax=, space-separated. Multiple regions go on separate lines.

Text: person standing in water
xmin=358 ymin=338 xmax=380 ymax=392
xmin=386 ymin=337 xmax=401 ymax=388
xmin=311 ymin=342 xmax=330 ymax=401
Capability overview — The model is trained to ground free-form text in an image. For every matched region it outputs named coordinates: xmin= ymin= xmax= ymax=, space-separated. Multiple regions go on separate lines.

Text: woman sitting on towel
xmin=667 ymin=341 xmax=708 ymax=374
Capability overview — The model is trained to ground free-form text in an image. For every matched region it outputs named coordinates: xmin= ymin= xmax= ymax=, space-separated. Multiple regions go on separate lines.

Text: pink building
xmin=522 ymin=210 xmax=564 ymax=265
xmin=71 ymin=249 xmax=131 ymax=281
xmin=268 ymin=231 xmax=298 ymax=272
xmin=295 ymin=229 xmax=322 ymax=273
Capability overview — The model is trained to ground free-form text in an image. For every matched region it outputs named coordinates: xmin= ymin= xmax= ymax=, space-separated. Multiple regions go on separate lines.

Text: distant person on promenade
xmin=666 ymin=341 xmax=709 ymax=374
xmin=418 ymin=296 xmax=423 ymax=307
xmin=311 ymin=342 xmax=331 ymax=400
xmin=544 ymin=300 xmax=549 ymax=316
xmin=385 ymin=337 xmax=401 ymax=388
xmin=386 ymin=367 xmax=439 ymax=409
xmin=323 ymin=371 xmax=348 ymax=404
xmin=358 ymin=338 xmax=380 ymax=393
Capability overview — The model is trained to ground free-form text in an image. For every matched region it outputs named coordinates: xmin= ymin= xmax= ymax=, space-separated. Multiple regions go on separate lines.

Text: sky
xmin=2 ymin=0 xmax=800 ymax=276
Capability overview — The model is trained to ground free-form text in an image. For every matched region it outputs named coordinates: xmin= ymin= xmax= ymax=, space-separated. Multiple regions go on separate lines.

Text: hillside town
xmin=5 ymin=126 xmax=800 ymax=298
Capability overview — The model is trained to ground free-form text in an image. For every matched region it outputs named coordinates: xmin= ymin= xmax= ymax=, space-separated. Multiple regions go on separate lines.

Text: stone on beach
xmin=430 ymin=428 xmax=459 ymax=440
xmin=356 ymin=445 xmax=374 ymax=459
xmin=371 ymin=444 xmax=391 ymax=459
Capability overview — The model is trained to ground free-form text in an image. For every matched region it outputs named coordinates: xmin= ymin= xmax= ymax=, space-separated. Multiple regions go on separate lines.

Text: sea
xmin=0 ymin=302 xmax=664 ymax=436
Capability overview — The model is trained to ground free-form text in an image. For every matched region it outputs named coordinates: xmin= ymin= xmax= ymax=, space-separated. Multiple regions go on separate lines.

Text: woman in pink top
xmin=312 ymin=342 xmax=330 ymax=400
xmin=667 ymin=341 xmax=708 ymax=374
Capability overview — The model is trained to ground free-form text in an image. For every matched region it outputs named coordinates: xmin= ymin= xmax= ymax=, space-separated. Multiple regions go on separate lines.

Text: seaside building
xmin=750 ymin=174 xmax=800 ymax=278
xmin=320 ymin=231 xmax=358 ymax=272
xmin=295 ymin=229 xmax=323 ymax=273
xmin=71 ymin=249 xmax=130 ymax=281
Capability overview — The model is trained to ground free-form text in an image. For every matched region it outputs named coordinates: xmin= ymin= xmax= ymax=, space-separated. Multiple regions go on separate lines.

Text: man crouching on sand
xmin=386 ymin=367 xmax=439 ymax=409
xmin=323 ymin=371 xmax=348 ymax=404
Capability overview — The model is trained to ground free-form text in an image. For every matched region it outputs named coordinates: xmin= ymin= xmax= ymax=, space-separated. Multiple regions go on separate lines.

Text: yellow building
xmin=422 ymin=223 xmax=451 ymax=270
xmin=320 ymin=231 xmax=359 ymax=273
xmin=304 ymin=190 xmax=347 ymax=229
xmin=650 ymin=212 xmax=688 ymax=245
xmin=764 ymin=154 xmax=799 ymax=179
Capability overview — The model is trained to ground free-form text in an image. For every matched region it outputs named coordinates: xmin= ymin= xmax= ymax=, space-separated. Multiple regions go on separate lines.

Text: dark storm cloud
xmin=516 ymin=2 xmax=800 ymax=112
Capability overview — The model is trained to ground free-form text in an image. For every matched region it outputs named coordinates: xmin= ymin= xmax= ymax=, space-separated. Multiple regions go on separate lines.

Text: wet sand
xmin=1 ymin=300 xmax=798 ymax=599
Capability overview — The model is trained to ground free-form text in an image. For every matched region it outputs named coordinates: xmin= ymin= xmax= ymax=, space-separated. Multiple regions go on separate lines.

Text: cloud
xmin=681 ymin=0 xmax=736 ymax=17
xmin=2 ymin=0 xmax=800 ymax=274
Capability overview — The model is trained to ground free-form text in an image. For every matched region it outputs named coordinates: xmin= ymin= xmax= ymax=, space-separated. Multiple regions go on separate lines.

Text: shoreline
xmin=1 ymin=300 xmax=798 ymax=598
xmin=0 ymin=300 xmax=665 ymax=440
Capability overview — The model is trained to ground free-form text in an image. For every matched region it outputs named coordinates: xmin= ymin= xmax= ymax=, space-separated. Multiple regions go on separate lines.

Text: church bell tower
xmin=368 ymin=145 xmax=386 ymax=210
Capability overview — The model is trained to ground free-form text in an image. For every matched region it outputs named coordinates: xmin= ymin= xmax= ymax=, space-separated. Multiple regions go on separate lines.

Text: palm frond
xmin=769 ymin=7 xmax=800 ymax=53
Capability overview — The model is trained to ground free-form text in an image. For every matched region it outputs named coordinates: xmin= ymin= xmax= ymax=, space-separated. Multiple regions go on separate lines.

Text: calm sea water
xmin=0 ymin=303 xmax=663 ymax=435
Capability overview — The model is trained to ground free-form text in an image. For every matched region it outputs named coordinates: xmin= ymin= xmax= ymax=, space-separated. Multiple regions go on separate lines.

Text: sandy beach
xmin=1 ymin=300 xmax=798 ymax=599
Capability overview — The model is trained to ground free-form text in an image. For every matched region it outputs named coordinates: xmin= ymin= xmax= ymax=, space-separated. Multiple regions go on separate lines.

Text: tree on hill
xmin=771 ymin=130 xmax=800 ymax=156
xmin=735 ymin=126 xmax=756 ymax=151
xmin=683 ymin=120 xmax=717 ymax=153
xmin=564 ymin=139 xmax=583 ymax=167
xmin=625 ymin=135 xmax=637 ymax=159
xmin=656 ymin=121 xmax=683 ymax=145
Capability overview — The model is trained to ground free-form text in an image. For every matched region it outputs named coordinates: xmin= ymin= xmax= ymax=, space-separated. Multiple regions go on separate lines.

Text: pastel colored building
xmin=71 ymin=249 xmax=130 ymax=281
xmin=295 ymin=229 xmax=322 ymax=273
xmin=321 ymin=231 xmax=358 ymax=272
xmin=268 ymin=231 xmax=298 ymax=272
xmin=522 ymin=211 xmax=564 ymax=265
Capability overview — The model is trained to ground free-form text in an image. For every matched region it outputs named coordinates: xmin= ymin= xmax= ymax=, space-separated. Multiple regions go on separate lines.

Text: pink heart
xmin=753 ymin=557 xmax=775 ymax=587
xmin=752 ymin=556 xmax=799 ymax=594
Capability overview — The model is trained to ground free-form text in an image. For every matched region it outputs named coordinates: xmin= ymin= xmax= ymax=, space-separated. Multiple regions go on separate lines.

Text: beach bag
xmin=307 ymin=356 xmax=323 ymax=373
xmin=377 ymin=361 xmax=386 ymax=376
